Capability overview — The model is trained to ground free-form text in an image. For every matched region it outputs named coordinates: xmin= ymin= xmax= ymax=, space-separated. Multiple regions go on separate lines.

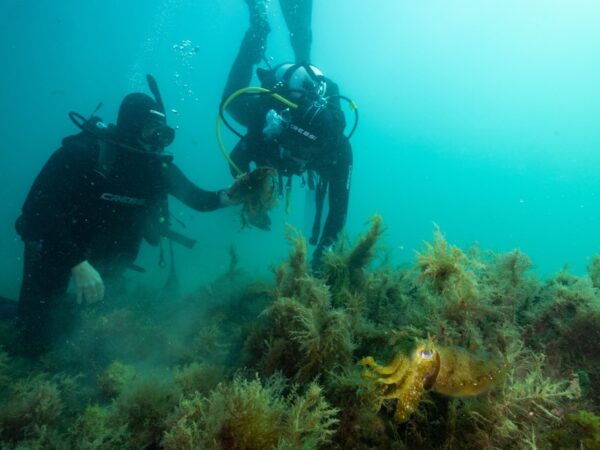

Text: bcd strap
xmin=156 ymin=196 xmax=196 ymax=249
xmin=163 ymin=229 xmax=196 ymax=249
xmin=95 ymin=140 xmax=116 ymax=177
xmin=310 ymin=177 xmax=328 ymax=245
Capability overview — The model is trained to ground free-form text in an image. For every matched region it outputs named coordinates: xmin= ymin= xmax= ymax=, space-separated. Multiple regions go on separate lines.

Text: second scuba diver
xmin=221 ymin=0 xmax=356 ymax=271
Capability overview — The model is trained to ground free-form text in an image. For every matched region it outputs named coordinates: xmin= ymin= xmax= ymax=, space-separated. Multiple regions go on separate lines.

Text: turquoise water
xmin=2 ymin=0 xmax=600 ymax=299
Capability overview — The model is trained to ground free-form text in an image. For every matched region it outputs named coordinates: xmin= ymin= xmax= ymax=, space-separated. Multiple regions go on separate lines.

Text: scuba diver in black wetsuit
xmin=221 ymin=0 xmax=357 ymax=271
xmin=14 ymin=75 xmax=243 ymax=356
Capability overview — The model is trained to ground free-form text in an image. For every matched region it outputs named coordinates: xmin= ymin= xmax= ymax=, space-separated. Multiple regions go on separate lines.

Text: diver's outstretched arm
xmin=279 ymin=0 xmax=312 ymax=63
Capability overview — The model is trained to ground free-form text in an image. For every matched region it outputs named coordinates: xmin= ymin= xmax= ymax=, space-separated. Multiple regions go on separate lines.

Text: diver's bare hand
xmin=71 ymin=260 xmax=105 ymax=305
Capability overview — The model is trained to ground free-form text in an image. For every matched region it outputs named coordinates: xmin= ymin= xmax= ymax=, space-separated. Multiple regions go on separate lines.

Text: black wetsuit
xmin=222 ymin=35 xmax=353 ymax=267
xmin=279 ymin=0 xmax=313 ymax=63
xmin=15 ymin=131 xmax=222 ymax=354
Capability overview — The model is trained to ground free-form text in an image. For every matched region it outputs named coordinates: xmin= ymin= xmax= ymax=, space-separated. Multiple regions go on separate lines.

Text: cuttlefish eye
xmin=420 ymin=350 xmax=434 ymax=359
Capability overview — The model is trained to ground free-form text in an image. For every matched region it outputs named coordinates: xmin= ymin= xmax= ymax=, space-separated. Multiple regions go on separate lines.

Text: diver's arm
xmin=165 ymin=163 xmax=224 ymax=211
xmin=279 ymin=0 xmax=313 ymax=63
xmin=313 ymin=141 xmax=353 ymax=267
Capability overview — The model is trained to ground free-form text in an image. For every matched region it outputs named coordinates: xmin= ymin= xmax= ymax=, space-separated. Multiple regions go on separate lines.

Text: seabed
xmin=1 ymin=216 xmax=599 ymax=449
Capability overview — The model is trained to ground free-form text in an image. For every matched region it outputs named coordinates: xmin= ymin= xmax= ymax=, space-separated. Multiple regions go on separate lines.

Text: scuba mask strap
xmin=301 ymin=62 xmax=325 ymax=84
xmin=301 ymin=62 xmax=327 ymax=97
xmin=279 ymin=63 xmax=324 ymax=98
xmin=281 ymin=63 xmax=302 ymax=85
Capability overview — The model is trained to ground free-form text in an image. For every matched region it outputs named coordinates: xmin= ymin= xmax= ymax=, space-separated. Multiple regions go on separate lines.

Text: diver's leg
xmin=16 ymin=241 xmax=71 ymax=356
xmin=246 ymin=0 xmax=270 ymax=33
xmin=311 ymin=141 xmax=352 ymax=272
xmin=222 ymin=0 xmax=271 ymax=121
xmin=279 ymin=0 xmax=313 ymax=63
xmin=223 ymin=1 xmax=272 ymax=103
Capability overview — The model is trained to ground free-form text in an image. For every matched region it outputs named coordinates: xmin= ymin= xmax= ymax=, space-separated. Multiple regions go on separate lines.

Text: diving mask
xmin=140 ymin=119 xmax=175 ymax=149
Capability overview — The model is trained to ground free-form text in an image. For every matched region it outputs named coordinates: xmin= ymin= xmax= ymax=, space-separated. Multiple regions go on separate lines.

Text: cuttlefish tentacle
xmin=360 ymin=356 xmax=412 ymax=386
xmin=360 ymin=354 xmax=408 ymax=376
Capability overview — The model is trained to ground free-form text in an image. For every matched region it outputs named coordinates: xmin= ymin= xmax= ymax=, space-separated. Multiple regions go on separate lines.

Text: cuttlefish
xmin=359 ymin=340 xmax=504 ymax=422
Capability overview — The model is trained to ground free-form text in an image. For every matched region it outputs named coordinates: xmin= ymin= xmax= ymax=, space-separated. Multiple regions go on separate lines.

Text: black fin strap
xmin=310 ymin=177 xmax=328 ymax=245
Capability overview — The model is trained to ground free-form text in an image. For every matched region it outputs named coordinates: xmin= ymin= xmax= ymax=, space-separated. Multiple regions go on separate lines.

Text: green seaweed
xmin=0 ymin=347 xmax=11 ymax=389
xmin=255 ymin=276 xmax=354 ymax=382
xmin=2 ymin=215 xmax=600 ymax=449
xmin=0 ymin=374 xmax=66 ymax=444
xmin=162 ymin=375 xmax=338 ymax=450
xmin=454 ymin=340 xmax=581 ymax=449
xmin=276 ymin=226 xmax=310 ymax=298
xmin=174 ymin=361 xmax=225 ymax=397
xmin=322 ymin=215 xmax=384 ymax=305
xmin=96 ymin=360 xmax=136 ymax=398
xmin=544 ymin=410 xmax=600 ymax=449
xmin=589 ymin=254 xmax=600 ymax=289
xmin=112 ymin=376 xmax=180 ymax=449
xmin=68 ymin=404 xmax=129 ymax=450
xmin=416 ymin=225 xmax=480 ymax=308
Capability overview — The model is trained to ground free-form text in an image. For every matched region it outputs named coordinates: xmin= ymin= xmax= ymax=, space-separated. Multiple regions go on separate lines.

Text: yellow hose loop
xmin=216 ymin=116 xmax=244 ymax=176
xmin=216 ymin=87 xmax=299 ymax=177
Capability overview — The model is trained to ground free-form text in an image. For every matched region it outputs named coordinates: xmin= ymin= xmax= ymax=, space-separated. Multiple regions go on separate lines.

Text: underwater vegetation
xmin=1 ymin=218 xmax=600 ymax=449
xmin=228 ymin=166 xmax=279 ymax=228
xmin=162 ymin=375 xmax=338 ymax=450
